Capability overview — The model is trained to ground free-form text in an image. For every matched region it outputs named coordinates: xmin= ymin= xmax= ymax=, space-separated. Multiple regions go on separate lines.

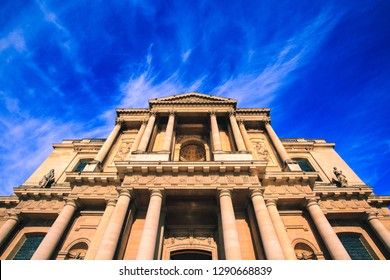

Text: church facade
xmin=0 ymin=92 xmax=389 ymax=260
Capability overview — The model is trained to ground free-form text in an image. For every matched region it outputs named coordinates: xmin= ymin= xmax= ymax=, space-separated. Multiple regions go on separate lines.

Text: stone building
xmin=0 ymin=92 xmax=389 ymax=260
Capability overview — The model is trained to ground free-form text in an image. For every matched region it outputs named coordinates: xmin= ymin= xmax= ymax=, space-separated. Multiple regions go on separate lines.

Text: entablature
xmin=0 ymin=195 xmax=19 ymax=207
xmin=13 ymin=184 xmax=72 ymax=200
xmin=314 ymin=185 xmax=373 ymax=199
xmin=115 ymin=160 xmax=267 ymax=175
xmin=367 ymin=195 xmax=390 ymax=208
xmin=65 ymin=172 xmax=120 ymax=184
xmin=261 ymin=171 xmax=318 ymax=186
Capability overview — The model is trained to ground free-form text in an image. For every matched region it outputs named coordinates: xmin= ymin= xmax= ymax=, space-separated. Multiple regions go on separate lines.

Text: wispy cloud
xmin=0 ymin=30 xmax=26 ymax=53
xmin=212 ymin=10 xmax=339 ymax=107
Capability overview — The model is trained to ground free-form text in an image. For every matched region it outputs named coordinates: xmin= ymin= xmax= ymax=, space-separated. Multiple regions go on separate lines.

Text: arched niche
xmin=292 ymin=239 xmax=320 ymax=260
xmin=64 ymin=239 xmax=90 ymax=260
xmin=174 ymin=136 xmax=211 ymax=161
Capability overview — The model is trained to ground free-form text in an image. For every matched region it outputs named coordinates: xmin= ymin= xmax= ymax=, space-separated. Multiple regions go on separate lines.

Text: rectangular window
xmin=339 ymin=235 xmax=373 ymax=260
xmin=13 ymin=236 xmax=45 ymax=260
xmin=74 ymin=159 xmax=90 ymax=172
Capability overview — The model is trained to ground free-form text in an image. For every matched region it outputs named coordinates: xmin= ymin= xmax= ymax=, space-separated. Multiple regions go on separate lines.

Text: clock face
xmin=180 ymin=144 xmax=206 ymax=161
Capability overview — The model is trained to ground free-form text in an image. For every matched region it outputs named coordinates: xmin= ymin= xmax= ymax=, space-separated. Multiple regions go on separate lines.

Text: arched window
xmin=293 ymin=158 xmax=322 ymax=181
xmin=13 ymin=233 xmax=46 ymax=260
xmin=74 ymin=159 xmax=93 ymax=172
xmin=338 ymin=233 xmax=373 ymax=260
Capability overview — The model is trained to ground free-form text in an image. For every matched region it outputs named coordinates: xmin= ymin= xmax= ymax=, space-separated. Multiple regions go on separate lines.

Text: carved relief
xmin=16 ymin=200 xmax=64 ymax=211
xmin=114 ymin=142 xmax=132 ymax=161
xmin=319 ymin=199 xmax=371 ymax=210
xmin=72 ymin=185 xmax=116 ymax=195
xmin=265 ymin=185 xmax=312 ymax=195
xmin=252 ymin=140 xmax=269 ymax=160
xmin=164 ymin=230 xmax=215 ymax=246
xmin=124 ymin=174 xmax=260 ymax=186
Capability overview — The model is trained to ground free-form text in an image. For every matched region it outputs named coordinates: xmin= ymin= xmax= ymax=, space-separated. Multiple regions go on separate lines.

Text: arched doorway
xmin=170 ymin=249 xmax=212 ymax=260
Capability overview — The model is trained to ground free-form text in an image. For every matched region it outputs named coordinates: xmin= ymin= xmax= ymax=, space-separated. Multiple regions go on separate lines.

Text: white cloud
xmin=212 ymin=10 xmax=339 ymax=107
xmin=181 ymin=49 xmax=192 ymax=62
xmin=0 ymin=30 xmax=26 ymax=53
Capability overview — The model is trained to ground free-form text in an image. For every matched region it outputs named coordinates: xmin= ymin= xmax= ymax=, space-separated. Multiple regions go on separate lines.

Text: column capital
xmin=65 ymin=199 xmax=78 ymax=209
xmin=264 ymin=119 xmax=271 ymax=125
xmin=168 ymin=109 xmax=176 ymax=116
xmin=118 ymin=189 xmax=132 ymax=199
xmin=265 ymin=198 xmax=278 ymax=207
xmin=218 ymin=188 xmax=233 ymax=198
xmin=7 ymin=212 xmax=20 ymax=222
xmin=106 ymin=199 xmax=117 ymax=207
xmin=115 ymin=118 xmax=125 ymax=126
xmin=367 ymin=212 xmax=379 ymax=222
xmin=149 ymin=188 xmax=164 ymax=199
xmin=250 ymin=188 xmax=264 ymax=198
xmin=228 ymin=110 xmax=236 ymax=117
xmin=305 ymin=198 xmax=319 ymax=209
xmin=209 ymin=110 xmax=217 ymax=116
xmin=150 ymin=110 xmax=158 ymax=116
xmin=238 ymin=119 xmax=245 ymax=125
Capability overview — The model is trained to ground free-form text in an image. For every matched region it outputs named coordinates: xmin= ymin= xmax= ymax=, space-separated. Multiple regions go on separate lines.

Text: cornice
xmin=13 ymin=184 xmax=72 ymax=200
xmin=65 ymin=172 xmax=121 ymax=184
xmin=313 ymin=185 xmax=373 ymax=199
xmin=367 ymin=195 xmax=390 ymax=207
xmin=116 ymin=108 xmax=149 ymax=117
xmin=115 ymin=160 xmax=267 ymax=176
xmin=236 ymin=108 xmax=270 ymax=115
xmin=261 ymin=171 xmax=318 ymax=186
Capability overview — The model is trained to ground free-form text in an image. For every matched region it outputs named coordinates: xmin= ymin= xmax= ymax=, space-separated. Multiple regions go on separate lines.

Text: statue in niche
xmin=332 ymin=167 xmax=348 ymax=188
xmin=39 ymin=169 xmax=55 ymax=188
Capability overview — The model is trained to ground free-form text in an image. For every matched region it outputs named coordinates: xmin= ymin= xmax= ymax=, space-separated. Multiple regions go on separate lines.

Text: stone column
xmin=266 ymin=199 xmax=296 ymax=260
xmin=239 ymin=121 xmax=252 ymax=151
xmin=367 ymin=213 xmax=390 ymax=252
xmin=136 ymin=189 xmax=163 ymax=260
xmin=95 ymin=119 xmax=123 ymax=164
xmin=161 ymin=112 xmax=175 ymax=152
xmin=210 ymin=111 xmax=222 ymax=152
xmin=219 ymin=189 xmax=242 ymax=260
xmin=32 ymin=199 xmax=77 ymax=260
xmin=130 ymin=120 xmax=147 ymax=153
xmin=95 ymin=190 xmax=131 ymax=260
xmin=306 ymin=198 xmax=350 ymax=260
xmin=137 ymin=112 xmax=157 ymax=152
xmin=251 ymin=190 xmax=285 ymax=260
xmin=229 ymin=112 xmax=246 ymax=152
xmin=264 ymin=122 xmax=290 ymax=164
xmin=84 ymin=200 xmax=116 ymax=260
xmin=0 ymin=213 xmax=19 ymax=248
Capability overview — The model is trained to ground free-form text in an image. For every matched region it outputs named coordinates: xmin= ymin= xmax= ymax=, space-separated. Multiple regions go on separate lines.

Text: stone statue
xmin=39 ymin=169 xmax=55 ymax=188
xmin=332 ymin=167 xmax=348 ymax=188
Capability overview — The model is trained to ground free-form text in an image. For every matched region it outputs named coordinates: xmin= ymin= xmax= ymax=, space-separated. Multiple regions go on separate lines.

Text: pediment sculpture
xmin=39 ymin=169 xmax=55 ymax=188
xmin=332 ymin=167 xmax=348 ymax=188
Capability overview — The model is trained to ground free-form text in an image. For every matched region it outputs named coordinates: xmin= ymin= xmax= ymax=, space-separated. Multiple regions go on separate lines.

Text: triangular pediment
xmin=149 ymin=92 xmax=237 ymax=105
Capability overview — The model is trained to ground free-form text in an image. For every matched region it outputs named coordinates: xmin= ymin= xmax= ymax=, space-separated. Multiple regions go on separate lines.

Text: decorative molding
xmin=123 ymin=174 xmax=260 ymax=187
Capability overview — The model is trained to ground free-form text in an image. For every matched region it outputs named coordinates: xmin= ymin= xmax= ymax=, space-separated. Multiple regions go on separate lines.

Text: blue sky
xmin=0 ymin=1 xmax=389 ymax=196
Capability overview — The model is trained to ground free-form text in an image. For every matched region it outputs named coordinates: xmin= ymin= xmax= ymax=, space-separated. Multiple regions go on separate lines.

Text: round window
xmin=180 ymin=144 xmax=206 ymax=161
